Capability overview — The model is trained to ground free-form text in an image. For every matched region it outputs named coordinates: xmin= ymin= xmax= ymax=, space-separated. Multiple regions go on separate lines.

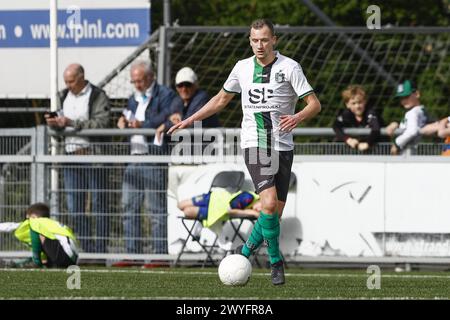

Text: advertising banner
xmin=167 ymin=161 xmax=450 ymax=257
xmin=0 ymin=0 xmax=151 ymax=98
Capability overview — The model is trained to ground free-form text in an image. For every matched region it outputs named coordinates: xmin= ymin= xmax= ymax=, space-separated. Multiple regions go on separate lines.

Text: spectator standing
xmin=45 ymin=63 xmax=110 ymax=253
xmin=117 ymin=60 xmax=175 ymax=254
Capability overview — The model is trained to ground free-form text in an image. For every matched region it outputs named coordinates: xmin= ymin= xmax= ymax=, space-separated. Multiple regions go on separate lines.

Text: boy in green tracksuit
xmin=14 ymin=203 xmax=79 ymax=268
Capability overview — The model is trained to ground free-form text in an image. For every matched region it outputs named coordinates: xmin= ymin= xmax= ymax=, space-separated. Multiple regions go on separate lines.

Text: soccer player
xmin=168 ymin=19 xmax=321 ymax=285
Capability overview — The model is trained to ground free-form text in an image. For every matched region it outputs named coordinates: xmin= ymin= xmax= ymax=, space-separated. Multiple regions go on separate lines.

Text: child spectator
xmin=333 ymin=85 xmax=382 ymax=152
xmin=386 ymin=80 xmax=428 ymax=155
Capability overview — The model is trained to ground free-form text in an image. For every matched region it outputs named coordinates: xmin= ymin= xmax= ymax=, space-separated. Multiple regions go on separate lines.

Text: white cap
xmin=175 ymin=67 xmax=197 ymax=85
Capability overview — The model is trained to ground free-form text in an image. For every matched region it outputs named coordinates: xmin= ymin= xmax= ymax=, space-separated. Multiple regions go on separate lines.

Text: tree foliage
xmin=152 ymin=0 xmax=449 ymax=30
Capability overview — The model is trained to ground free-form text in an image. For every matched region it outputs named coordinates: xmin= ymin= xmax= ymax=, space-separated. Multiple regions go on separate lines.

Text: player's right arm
xmin=167 ymin=89 xmax=234 ymax=134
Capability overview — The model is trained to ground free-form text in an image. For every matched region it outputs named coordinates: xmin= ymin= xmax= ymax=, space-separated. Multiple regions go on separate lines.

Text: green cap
xmin=395 ymin=80 xmax=416 ymax=98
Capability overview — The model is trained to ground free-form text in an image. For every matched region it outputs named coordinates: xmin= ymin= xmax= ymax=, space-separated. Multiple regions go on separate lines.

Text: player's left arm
xmin=280 ymin=93 xmax=321 ymax=132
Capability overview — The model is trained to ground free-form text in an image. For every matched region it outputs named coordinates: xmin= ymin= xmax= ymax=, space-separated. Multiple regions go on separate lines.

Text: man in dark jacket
xmin=45 ymin=63 xmax=110 ymax=253
xmin=117 ymin=60 xmax=175 ymax=254
xmin=155 ymin=67 xmax=221 ymax=141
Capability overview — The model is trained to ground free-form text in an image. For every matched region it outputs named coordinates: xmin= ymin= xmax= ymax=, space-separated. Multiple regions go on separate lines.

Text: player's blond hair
xmin=341 ymin=85 xmax=367 ymax=103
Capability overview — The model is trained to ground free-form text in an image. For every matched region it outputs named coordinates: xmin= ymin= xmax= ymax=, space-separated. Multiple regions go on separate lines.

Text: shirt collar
xmin=134 ymin=82 xmax=155 ymax=101
xmin=70 ymin=82 xmax=91 ymax=97
xmin=253 ymin=51 xmax=279 ymax=68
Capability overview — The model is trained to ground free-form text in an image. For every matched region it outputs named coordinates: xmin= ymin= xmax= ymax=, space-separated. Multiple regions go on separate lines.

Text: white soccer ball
xmin=218 ymin=254 xmax=252 ymax=286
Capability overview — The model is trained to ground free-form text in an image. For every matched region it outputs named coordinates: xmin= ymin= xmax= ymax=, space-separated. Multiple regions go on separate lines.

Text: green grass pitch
xmin=0 ymin=267 xmax=449 ymax=299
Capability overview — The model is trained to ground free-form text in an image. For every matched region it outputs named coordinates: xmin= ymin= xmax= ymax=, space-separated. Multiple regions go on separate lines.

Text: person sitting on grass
xmin=14 ymin=202 xmax=79 ymax=268
xmin=178 ymin=190 xmax=261 ymax=229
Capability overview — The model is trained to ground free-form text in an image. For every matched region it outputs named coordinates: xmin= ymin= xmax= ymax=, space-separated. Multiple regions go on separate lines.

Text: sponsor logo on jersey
xmin=275 ymin=70 xmax=286 ymax=83
xmin=248 ymin=88 xmax=274 ymax=104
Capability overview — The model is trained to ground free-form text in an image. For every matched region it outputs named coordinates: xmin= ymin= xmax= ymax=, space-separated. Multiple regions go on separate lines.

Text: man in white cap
xmin=156 ymin=67 xmax=220 ymax=138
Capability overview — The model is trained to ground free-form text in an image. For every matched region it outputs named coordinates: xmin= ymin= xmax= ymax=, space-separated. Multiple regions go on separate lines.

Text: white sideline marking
xmin=1 ymin=296 xmax=449 ymax=300
xmin=1 ymin=268 xmax=450 ymax=279
xmin=1 ymin=296 xmax=262 ymax=300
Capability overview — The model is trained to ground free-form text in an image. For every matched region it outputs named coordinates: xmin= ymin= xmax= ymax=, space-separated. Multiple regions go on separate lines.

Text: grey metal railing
xmin=0 ymin=126 xmax=448 ymax=260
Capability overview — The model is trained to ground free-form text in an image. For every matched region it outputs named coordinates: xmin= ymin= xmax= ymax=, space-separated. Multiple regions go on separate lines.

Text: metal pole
xmin=50 ymin=0 xmax=58 ymax=111
xmin=49 ymin=0 xmax=59 ymax=214
xmin=33 ymin=126 xmax=48 ymax=204
xmin=163 ymin=0 xmax=172 ymax=86
xmin=163 ymin=0 xmax=171 ymax=27
xmin=157 ymin=26 xmax=166 ymax=85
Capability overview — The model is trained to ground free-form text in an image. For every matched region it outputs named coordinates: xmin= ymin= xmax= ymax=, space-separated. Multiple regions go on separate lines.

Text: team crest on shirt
xmin=275 ymin=70 xmax=286 ymax=83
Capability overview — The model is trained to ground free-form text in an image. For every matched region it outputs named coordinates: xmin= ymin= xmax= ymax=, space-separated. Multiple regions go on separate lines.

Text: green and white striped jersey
xmin=223 ymin=51 xmax=314 ymax=151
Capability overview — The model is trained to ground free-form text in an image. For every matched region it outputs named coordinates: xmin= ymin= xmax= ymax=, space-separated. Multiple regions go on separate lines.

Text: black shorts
xmin=42 ymin=238 xmax=76 ymax=268
xmin=243 ymin=147 xmax=294 ymax=202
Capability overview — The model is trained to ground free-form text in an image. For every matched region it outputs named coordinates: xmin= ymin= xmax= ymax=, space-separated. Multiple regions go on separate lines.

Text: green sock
xmin=241 ymin=214 xmax=264 ymax=257
xmin=259 ymin=211 xmax=282 ymax=265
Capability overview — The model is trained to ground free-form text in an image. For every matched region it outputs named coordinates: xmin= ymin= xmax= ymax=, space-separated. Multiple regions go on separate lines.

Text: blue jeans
xmin=63 ymin=163 xmax=109 ymax=253
xmin=122 ymin=163 xmax=168 ymax=254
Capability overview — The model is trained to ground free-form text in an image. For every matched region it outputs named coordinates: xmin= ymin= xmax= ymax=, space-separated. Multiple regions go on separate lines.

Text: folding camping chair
xmin=173 ymin=171 xmax=245 ymax=267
